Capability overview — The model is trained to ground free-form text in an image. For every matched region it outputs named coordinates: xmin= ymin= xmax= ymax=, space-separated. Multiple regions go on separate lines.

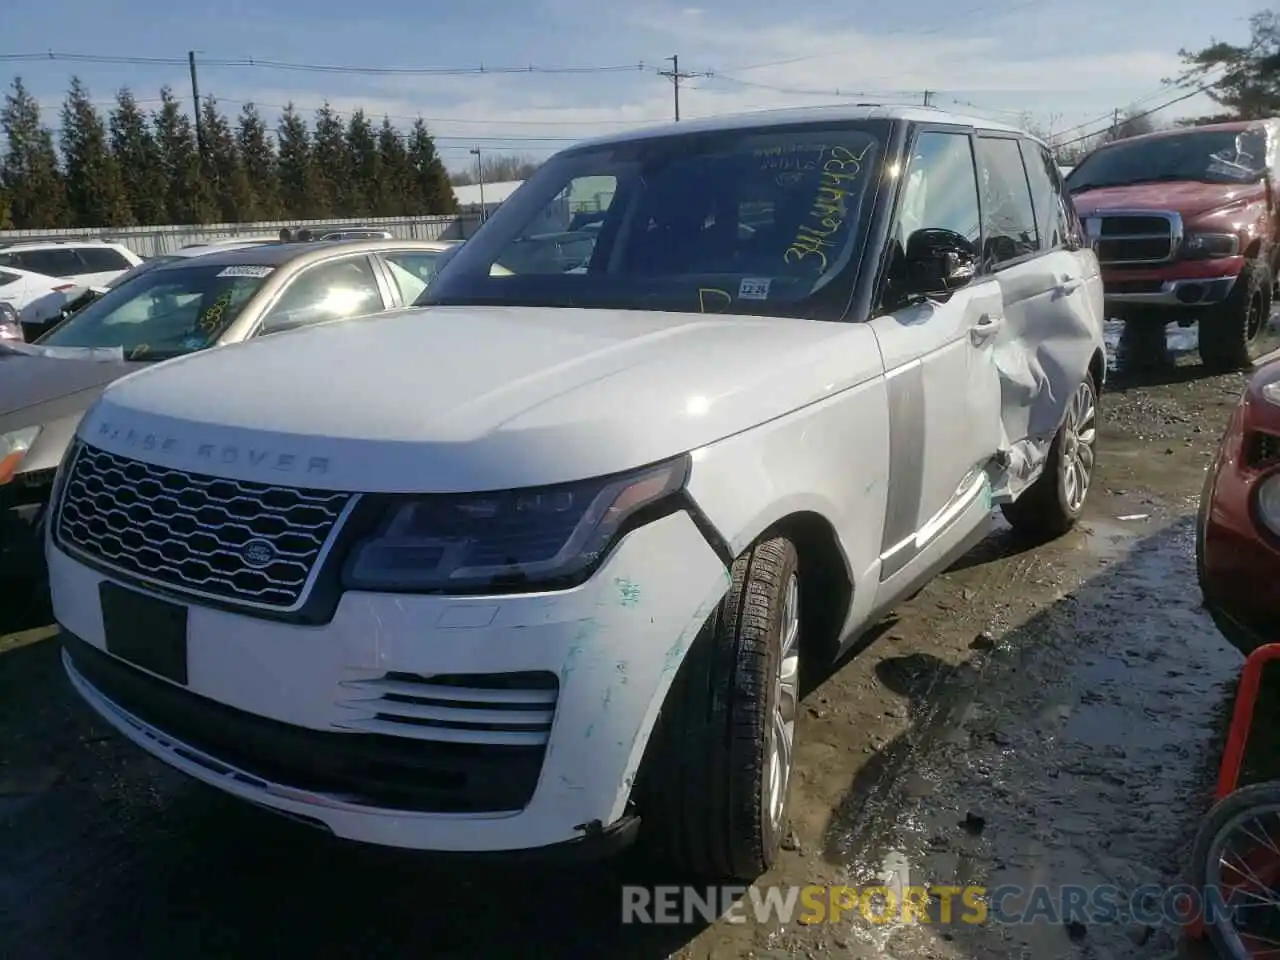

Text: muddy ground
xmin=2 ymin=321 xmax=1278 ymax=960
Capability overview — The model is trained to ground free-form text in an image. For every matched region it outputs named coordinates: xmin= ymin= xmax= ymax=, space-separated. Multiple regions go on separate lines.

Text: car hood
xmin=1071 ymin=180 xmax=1265 ymax=220
xmin=81 ymin=305 xmax=884 ymax=493
xmin=0 ymin=345 xmax=145 ymax=420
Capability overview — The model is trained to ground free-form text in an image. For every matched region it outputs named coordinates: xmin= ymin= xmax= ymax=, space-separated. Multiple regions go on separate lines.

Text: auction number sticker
xmin=738 ymin=277 xmax=772 ymax=300
xmin=217 ymin=265 xmax=275 ymax=278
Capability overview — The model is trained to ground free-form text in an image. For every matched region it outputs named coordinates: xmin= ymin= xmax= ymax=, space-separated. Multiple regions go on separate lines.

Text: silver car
xmin=0 ymin=238 xmax=453 ymax=582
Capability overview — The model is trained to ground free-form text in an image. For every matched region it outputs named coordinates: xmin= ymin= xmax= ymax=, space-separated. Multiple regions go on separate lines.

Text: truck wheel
xmin=1200 ymin=259 xmax=1272 ymax=373
xmin=1001 ymin=371 xmax=1098 ymax=540
xmin=637 ymin=536 xmax=801 ymax=880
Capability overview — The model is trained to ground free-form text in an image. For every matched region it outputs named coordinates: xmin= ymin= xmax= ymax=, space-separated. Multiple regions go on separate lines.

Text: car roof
xmin=0 ymin=238 xmax=128 ymax=251
xmin=1084 ymin=118 xmax=1275 ymax=151
xmin=146 ymin=238 xmax=457 ymax=273
xmin=569 ymin=103 xmax=1029 ymax=152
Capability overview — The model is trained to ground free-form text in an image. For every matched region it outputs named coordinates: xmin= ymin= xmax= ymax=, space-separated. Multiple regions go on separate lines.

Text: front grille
xmin=1092 ymin=213 xmax=1176 ymax=265
xmin=1247 ymin=431 xmax=1280 ymax=469
xmin=56 ymin=444 xmax=351 ymax=609
xmin=335 ymin=671 xmax=559 ymax=746
xmin=64 ymin=633 xmax=547 ymax=813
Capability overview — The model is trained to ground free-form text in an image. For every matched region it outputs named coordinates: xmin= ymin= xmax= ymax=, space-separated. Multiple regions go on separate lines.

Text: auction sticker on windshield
xmin=217 ymin=265 xmax=274 ymax=278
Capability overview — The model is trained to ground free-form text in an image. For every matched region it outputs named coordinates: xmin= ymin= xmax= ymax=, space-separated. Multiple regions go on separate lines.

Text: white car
xmin=0 ymin=265 xmax=90 ymax=339
xmin=0 ymin=241 xmax=143 ymax=288
xmin=46 ymin=105 xmax=1104 ymax=877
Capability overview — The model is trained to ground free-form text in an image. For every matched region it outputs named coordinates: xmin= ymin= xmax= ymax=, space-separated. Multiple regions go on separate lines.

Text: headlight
xmin=1261 ymin=381 xmax=1280 ymax=407
xmin=1182 ymin=233 xmax=1240 ymax=259
xmin=0 ymin=302 xmax=19 ymax=341
xmin=0 ymin=426 xmax=41 ymax=485
xmin=1257 ymin=473 xmax=1280 ymax=536
xmin=343 ymin=456 xmax=691 ymax=592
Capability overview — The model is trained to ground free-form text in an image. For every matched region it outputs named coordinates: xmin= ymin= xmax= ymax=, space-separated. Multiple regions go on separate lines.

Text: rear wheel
xmin=1188 ymin=781 xmax=1280 ymax=959
xmin=1200 ymin=259 xmax=1272 ymax=373
xmin=637 ymin=536 xmax=800 ymax=880
xmin=1001 ymin=372 xmax=1098 ymax=539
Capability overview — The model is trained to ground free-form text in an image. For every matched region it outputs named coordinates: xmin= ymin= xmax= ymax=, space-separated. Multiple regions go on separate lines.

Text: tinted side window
xmin=76 ymin=246 xmax=133 ymax=271
xmin=0 ymin=269 xmax=20 ymax=287
xmin=1020 ymin=141 xmax=1063 ymax=251
xmin=259 ymin=256 xmax=385 ymax=335
xmin=13 ymin=248 xmax=84 ymax=277
xmin=975 ymin=137 xmax=1039 ymax=267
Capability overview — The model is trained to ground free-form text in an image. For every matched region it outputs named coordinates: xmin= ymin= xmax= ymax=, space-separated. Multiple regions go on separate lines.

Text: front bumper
xmin=50 ymin=510 xmax=731 ymax=853
xmin=1103 ymin=274 xmax=1238 ymax=308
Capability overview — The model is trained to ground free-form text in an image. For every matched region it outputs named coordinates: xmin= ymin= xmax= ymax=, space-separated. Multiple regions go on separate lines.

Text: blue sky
xmin=3 ymin=0 xmax=1271 ymax=173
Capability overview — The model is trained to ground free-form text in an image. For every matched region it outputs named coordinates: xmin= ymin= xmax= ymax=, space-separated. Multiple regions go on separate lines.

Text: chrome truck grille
xmin=55 ymin=443 xmax=353 ymax=610
xmin=1086 ymin=211 xmax=1182 ymax=266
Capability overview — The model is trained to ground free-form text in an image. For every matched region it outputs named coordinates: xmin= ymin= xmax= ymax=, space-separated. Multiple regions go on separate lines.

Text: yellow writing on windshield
xmin=198 ymin=289 xmax=235 ymax=334
xmin=783 ymin=143 xmax=875 ymax=272
xmin=698 ymin=288 xmax=732 ymax=313
xmin=128 ymin=344 xmax=149 ymax=359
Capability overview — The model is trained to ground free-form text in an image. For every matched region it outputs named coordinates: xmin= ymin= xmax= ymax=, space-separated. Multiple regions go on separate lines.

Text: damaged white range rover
xmin=47 ymin=105 xmax=1104 ymax=879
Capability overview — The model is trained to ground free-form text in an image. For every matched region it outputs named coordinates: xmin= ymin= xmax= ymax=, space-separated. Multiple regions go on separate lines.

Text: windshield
xmin=424 ymin=120 xmax=888 ymax=320
xmin=1067 ymin=126 xmax=1269 ymax=192
xmin=38 ymin=262 xmax=272 ymax=360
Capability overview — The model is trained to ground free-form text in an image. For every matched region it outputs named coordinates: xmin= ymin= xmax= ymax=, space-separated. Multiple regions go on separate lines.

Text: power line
xmin=656 ymin=54 xmax=710 ymax=122
xmin=0 ymin=50 xmax=649 ymax=77
xmin=1051 ymin=77 xmax=1224 ymax=150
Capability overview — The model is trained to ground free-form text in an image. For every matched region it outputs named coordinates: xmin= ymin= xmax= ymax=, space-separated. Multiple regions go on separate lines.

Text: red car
xmin=1198 ymin=358 xmax=1280 ymax=653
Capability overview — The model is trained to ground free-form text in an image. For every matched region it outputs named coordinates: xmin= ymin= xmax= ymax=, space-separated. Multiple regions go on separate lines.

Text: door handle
xmin=970 ymin=313 xmax=1003 ymax=343
xmin=1055 ymin=275 xmax=1083 ymax=295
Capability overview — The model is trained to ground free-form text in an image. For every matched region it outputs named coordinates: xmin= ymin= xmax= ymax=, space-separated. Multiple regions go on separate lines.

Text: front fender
xmin=683 ymin=374 xmax=890 ymax=616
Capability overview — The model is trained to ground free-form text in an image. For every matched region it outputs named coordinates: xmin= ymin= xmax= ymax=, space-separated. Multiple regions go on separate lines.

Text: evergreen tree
xmin=275 ymin=103 xmax=315 ymax=220
xmin=61 ymin=77 xmax=132 ymax=228
xmin=345 ymin=109 xmax=379 ymax=216
xmin=153 ymin=86 xmax=216 ymax=224
xmin=0 ymin=186 xmax=12 ymax=230
xmin=374 ymin=117 xmax=409 ymax=217
xmin=407 ymin=118 xmax=457 ymax=215
xmin=236 ymin=102 xmax=282 ymax=219
xmin=310 ymin=102 xmax=346 ymax=217
xmin=110 ymin=87 xmax=167 ymax=225
xmin=1 ymin=77 xmax=69 ymax=229
xmin=200 ymin=95 xmax=255 ymax=221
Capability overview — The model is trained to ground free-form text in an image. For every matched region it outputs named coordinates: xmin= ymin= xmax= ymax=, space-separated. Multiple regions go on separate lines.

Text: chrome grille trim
xmin=54 ymin=442 xmax=358 ymax=612
xmin=1085 ymin=209 xmax=1183 ymax=266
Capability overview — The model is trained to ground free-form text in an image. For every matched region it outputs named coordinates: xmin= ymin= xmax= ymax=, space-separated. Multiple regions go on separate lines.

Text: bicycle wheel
xmin=1189 ymin=781 xmax=1280 ymax=958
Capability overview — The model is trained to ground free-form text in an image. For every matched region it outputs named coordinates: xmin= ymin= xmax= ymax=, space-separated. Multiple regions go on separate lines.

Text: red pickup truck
xmin=1066 ymin=120 xmax=1280 ymax=371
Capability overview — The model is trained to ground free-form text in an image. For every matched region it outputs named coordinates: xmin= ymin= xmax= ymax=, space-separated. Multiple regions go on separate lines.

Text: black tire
xmin=1001 ymin=371 xmax=1099 ymax=540
xmin=1187 ymin=781 xmax=1280 ymax=959
xmin=636 ymin=536 xmax=800 ymax=880
xmin=1200 ymin=259 xmax=1272 ymax=373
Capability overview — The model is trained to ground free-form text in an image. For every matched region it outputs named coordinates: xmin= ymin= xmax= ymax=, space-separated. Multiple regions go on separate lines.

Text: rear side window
xmin=75 ymin=246 xmax=134 ymax=271
xmin=11 ymin=248 xmax=84 ymax=277
xmin=975 ymin=137 xmax=1039 ymax=268
xmin=0 ymin=269 xmax=20 ymax=287
xmin=1020 ymin=141 xmax=1064 ymax=251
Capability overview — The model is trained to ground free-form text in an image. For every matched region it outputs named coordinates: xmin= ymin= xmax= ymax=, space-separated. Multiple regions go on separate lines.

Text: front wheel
xmin=636 ymin=536 xmax=801 ymax=880
xmin=1200 ymin=259 xmax=1272 ymax=373
xmin=1188 ymin=781 xmax=1280 ymax=959
xmin=1001 ymin=372 xmax=1098 ymax=539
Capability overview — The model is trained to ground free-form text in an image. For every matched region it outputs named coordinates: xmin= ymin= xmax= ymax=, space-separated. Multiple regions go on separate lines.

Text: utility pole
xmin=1110 ymin=107 xmax=1120 ymax=141
xmin=922 ymin=89 xmax=933 ymax=107
xmin=471 ymin=147 xmax=486 ymax=224
xmin=188 ymin=51 xmax=205 ymax=171
xmin=658 ymin=55 xmax=702 ymax=122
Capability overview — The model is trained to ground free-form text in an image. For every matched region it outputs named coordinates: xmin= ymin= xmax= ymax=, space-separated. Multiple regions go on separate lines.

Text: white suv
xmin=0 ymin=240 xmax=143 ymax=288
xmin=46 ymin=105 xmax=1104 ymax=877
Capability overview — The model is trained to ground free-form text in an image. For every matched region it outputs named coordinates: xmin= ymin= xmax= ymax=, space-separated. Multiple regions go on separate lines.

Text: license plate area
xmin=99 ymin=581 xmax=188 ymax=685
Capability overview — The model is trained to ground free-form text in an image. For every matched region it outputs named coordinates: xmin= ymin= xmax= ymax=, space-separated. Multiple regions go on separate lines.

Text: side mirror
xmin=903 ymin=228 xmax=977 ymax=298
